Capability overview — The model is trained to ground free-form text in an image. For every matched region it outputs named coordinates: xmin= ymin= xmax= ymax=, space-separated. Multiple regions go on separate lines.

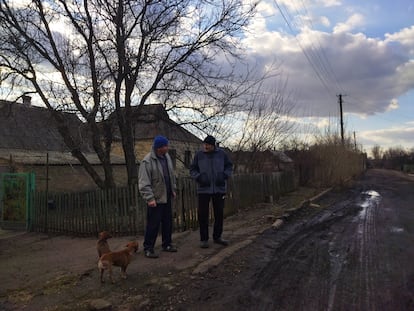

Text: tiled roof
xmin=0 ymin=149 xmax=125 ymax=165
xmin=0 ymin=100 xmax=90 ymax=152
xmin=109 ymin=104 xmax=202 ymax=143
xmin=0 ymin=101 xmax=201 ymax=165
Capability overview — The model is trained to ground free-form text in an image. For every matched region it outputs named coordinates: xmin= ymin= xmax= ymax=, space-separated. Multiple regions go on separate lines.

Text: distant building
xmin=231 ymin=150 xmax=294 ymax=174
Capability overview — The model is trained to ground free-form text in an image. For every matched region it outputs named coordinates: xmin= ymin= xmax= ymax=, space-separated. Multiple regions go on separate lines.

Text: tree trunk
xmin=116 ymin=106 xmax=138 ymax=185
xmin=52 ymin=111 xmax=108 ymax=189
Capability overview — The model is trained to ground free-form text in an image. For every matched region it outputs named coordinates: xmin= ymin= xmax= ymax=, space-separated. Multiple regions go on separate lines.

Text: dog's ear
xmin=99 ymin=231 xmax=112 ymax=239
xmin=125 ymin=241 xmax=139 ymax=251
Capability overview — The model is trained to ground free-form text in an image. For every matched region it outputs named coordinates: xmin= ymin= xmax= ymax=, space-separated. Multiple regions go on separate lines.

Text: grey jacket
xmin=189 ymin=147 xmax=233 ymax=194
xmin=138 ymin=149 xmax=177 ymax=204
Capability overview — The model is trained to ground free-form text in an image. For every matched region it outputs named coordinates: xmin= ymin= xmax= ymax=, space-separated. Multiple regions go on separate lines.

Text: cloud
xmin=333 ymin=13 xmax=365 ymax=33
xmin=319 ymin=16 xmax=331 ymax=27
xmin=317 ymin=0 xmax=342 ymax=7
xmin=241 ymin=6 xmax=414 ymax=118
xmin=9 ymin=0 xmax=31 ymax=8
xmin=385 ymin=25 xmax=414 ymax=54
xmin=386 ymin=99 xmax=399 ymax=111
xmin=359 ymin=126 xmax=414 ymax=150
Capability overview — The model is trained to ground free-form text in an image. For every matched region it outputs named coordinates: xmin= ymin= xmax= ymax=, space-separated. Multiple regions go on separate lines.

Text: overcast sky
xmin=239 ymin=0 xmax=414 ymax=154
xmin=4 ymin=0 xmax=413 ymax=155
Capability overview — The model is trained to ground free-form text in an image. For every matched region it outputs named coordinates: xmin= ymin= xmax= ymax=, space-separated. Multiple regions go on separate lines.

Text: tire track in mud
xmin=248 ymin=193 xmax=364 ymax=311
xmin=331 ymin=173 xmax=414 ymax=311
xmin=248 ymin=189 xmax=386 ymax=311
xmin=170 ymin=170 xmax=414 ymax=311
xmin=358 ymin=191 xmax=380 ymax=311
xmin=332 ymin=190 xmax=382 ymax=311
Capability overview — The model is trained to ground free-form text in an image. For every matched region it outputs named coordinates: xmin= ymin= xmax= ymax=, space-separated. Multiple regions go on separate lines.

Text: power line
xmin=273 ymin=0 xmax=334 ymax=98
xmin=273 ymin=0 xmax=344 ymax=99
xmin=272 ymin=0 xmax=354 ymax=138
xmin=296 ymin=0 xmax=346 ymax=95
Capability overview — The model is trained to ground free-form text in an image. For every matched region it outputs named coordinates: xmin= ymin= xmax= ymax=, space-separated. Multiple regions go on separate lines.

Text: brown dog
xmin=97 ymin=231 xmax=112 ymax=258
xmin=98 ymin=241 xmax=139 ymax=283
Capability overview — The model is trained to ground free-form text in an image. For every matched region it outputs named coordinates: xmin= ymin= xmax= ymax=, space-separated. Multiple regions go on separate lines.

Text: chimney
xmin=22 ymin=95 xmax=31 ymax=107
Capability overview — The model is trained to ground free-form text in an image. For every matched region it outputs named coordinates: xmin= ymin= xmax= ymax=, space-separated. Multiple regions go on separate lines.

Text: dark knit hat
xmin=203 ymin=135 xmax=216 ymax=146
xmin=153 ymin=135 xmax=169 ymax=149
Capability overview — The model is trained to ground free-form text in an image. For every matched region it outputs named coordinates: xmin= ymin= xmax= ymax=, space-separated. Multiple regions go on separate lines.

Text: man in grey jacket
xmin=190 ymin=135 xmax=233 ymax=248
xmin=139 ymin=135 xmax=177 ymax=258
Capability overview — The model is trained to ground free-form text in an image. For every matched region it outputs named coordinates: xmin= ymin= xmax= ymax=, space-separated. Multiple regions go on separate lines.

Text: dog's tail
xmin=98 ymin=259 xmax=109 ymax=270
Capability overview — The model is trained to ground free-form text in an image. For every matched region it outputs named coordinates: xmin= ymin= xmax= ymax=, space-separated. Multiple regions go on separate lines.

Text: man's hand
xmin=172 ymin=191 xmax=177 ymax=199
xmin=147 ymin=199 xmax=157 ymax=207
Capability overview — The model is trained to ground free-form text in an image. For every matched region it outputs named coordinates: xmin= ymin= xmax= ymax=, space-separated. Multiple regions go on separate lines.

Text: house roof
xmin=0 ymin=100 xmax=201 ymax=165
xmin=0 ymin=149 xmax=125 ymax=165
xmin=231 ymin=150 xmax=294 ymax=163
xmin=110 ymin=104 xmax=202 ymax=144
xmin=0 ymin=100 xmax=90 ymax=152
xmin=270 ymin=150 xmax=294 ymax=163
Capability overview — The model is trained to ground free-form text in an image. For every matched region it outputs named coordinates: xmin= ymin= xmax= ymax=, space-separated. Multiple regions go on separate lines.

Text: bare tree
xmin=382 ymin=146 xmax=408 ymax=170
xmin=410 ymin=147 xmax=414 ymax=158
xmin=203 ymin=77 xmax=296 ymax=173
xmin=0 ymin=0 xmax=259 ymax=188
xmin=371 ymin=144 xmax=382 ymax=160
xmin=224 ymin=77 xmax=297 ymax=152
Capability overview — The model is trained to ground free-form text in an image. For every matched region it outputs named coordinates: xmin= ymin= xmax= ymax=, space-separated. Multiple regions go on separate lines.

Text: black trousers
xmin=198 ymin=193 xmax=225 ymax=242
xmin=143 ymin=198 xmax=172 ymax=251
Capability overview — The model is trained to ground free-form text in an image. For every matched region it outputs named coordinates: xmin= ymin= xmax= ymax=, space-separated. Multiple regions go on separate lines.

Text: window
xmin=169 ymin=149 xmax=176 ymax=168
xmin=184 ymin=150 xmax=192 ymax=168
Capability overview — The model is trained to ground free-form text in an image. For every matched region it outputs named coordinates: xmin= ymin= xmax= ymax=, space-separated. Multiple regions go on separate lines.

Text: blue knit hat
xmin=153 ymin=135 xmax=169 ymax=149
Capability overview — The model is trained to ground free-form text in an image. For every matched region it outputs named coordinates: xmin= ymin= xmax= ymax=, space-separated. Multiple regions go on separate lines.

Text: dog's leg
xmin=121 ymin=266 xmax=127 ymax=279
xmin=109 ymin=264 xmax=114 ymax=284
xmin=100 ymin=268 xmax=105 ymax=283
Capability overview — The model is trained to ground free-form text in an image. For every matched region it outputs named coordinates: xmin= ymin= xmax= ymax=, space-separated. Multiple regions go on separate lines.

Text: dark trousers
xmin=143 ymin=199 xmax=172 ymax=251
xmin=198 ymin=193 xmax=225 ymax=242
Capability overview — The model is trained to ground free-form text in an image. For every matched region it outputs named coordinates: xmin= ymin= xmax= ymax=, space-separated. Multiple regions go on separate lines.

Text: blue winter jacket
xmin=189 ymin=147 xmax=233 ymax=194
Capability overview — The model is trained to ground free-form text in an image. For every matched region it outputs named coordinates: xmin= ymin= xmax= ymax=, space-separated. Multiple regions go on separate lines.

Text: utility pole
xmin=353 ymin=131 xmax=357 ymax=150
xmin=337 ymin=94 xmax=344 ymax=145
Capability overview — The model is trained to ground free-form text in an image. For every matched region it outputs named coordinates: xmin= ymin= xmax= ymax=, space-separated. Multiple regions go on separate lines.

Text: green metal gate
xmin=0 ymin=173 xmax=35 ymax=230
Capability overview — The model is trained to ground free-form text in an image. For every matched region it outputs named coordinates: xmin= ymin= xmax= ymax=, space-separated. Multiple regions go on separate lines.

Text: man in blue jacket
xmin=190 ymin=135 xmax=233 ymax=248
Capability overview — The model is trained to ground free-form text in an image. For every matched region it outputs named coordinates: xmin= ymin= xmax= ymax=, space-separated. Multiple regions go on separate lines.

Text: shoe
xmin=162 ymin=245 xmax=177 ymax=252
xmin=214 ymin=238 xmax=229 ymax=246
xmin=144 ymin=250 xmax=159 ymax=258
xmin=200 ymin=241 xmax=209 ymax=249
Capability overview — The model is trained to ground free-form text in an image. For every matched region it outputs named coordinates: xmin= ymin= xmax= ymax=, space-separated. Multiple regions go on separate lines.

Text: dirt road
xmin=0 ymin=181 xmax=318 ymax=311
xmin=1 ymin=169 xmax=413 ymax=311
xmin=166 ymin=169 xmax=414 ymax=311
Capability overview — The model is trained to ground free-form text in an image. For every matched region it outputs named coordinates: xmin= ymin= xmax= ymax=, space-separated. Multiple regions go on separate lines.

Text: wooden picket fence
xmin=29 ymin=172 xmax=296 ymax=236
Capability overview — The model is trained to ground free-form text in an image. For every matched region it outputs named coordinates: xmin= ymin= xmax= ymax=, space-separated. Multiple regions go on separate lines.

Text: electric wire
xmin=273 ymin=0 xmax=347 ymax=133
xmin=297 ymin=0 xmax=346 ymax=95
xmin=273 ymin=0 xmax=335 ymax=99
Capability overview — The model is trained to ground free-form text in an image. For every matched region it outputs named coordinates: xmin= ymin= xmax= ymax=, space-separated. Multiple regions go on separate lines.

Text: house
xmin=108 ymin=104 xmax=203 ymax=175
xmin=0 ymin=99 xmax=203 ymax=230
xmin=0 ymin=98 xmax=127 ymax=193
xmin=231 ymin=150 xmax=294 ymax=174
xmin=0 ymin=100 xmax=202 ymax=193
xmin=0 ymin=96 xmax=86 ymax=153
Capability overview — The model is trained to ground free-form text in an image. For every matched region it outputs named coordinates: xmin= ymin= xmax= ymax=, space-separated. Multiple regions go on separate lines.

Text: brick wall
xmin=24 ymin=165 xmax=129 ymax=192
